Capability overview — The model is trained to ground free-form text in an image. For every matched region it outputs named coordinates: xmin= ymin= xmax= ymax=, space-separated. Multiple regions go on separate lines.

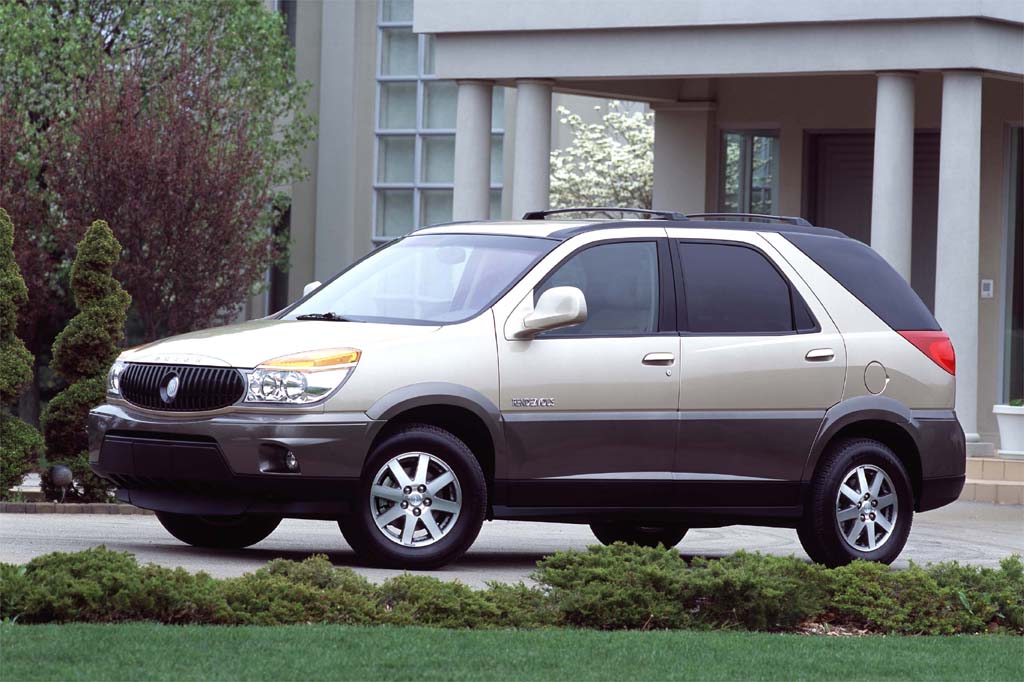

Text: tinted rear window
xmin=784 ymin=233 xmax=939 ymax=331
xmin=678 ymin=242 xmax=817 ymax=334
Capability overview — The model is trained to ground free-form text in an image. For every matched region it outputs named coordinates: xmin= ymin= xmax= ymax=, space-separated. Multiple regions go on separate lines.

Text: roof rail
xmin=523 ymin=207 xmax=688 ymax=221
xmin=685 ymin=212 xmax=813 ymax=227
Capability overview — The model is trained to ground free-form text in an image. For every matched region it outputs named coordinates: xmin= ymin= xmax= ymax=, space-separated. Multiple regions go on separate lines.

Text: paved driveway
xmin=1 ymin=501 xmax=1020 ymax=588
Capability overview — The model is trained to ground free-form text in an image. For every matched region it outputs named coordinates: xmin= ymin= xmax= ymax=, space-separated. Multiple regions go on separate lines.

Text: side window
xmin=535 ymin=241 xmax=659 ymax=336
xmin=678 ymin=241 xmax=815 ymax=334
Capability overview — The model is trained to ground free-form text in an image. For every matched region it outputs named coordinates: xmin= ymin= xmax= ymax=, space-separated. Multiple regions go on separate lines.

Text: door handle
xmin=642 ymin=352 xmax=675 ymax=366
xmin=805 ymin=348 xmax=835 ymax=362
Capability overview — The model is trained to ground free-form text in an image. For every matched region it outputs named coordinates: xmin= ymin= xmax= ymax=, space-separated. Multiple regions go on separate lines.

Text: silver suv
xmin=89 ymin=209 xmax=965 ymax=568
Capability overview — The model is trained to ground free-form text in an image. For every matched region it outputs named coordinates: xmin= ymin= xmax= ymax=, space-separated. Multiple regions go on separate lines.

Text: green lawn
xmin=1 ymin=624 xmax=1021 ymax=682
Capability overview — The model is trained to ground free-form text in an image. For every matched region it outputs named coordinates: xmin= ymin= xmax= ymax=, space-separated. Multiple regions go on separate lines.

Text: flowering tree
xmin=549 ymin=102 xmax=654 ymax=210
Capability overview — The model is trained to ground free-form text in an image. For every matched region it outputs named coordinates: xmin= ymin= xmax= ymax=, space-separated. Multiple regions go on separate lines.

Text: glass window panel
xmin=489 ymin=189 xmax=502 ymax=219
xmin=536 ymin=242 xmax=660 ymax=336
xmin=719 ymin=133 xmax=743 ymax=213
xmin=381 ymin=28 xmax=418 ymax=76
xmin=377 ymin=136 xmax=415 ymax=183
xmin=421 ymin=135 xmax=455 ymax=183
xmin=679 ymin=242 xmax=793 ymax=333
xmin=424 ymin=34 xmax=436 ymax=76
xmin=491 ymin=87 xmax=505 ymax=130
xmin=376 ymin=190 xmax=414 ymax=237
xmin=424 ymin=81 xmax=457 ymax=129
xmin=381 ymin=0 xmax=413 ymax=22
xmin=379 ymin=82 xmax=417 ymax=129
xmin=420 ymin=189 xmax=453 ymax=226
xmin=490 ymin=134 xmax=503 ymax=185
xmin=750 ymin=135 xmax=778 ymax=214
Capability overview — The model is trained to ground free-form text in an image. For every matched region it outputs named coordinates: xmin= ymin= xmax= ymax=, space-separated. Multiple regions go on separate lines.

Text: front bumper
xmin=88 ymin=403 xmax=379 ymax=517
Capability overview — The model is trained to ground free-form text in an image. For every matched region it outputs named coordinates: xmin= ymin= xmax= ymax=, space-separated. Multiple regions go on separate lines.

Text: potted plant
xmin=994 ymin=398 xmax=1024 ymax=459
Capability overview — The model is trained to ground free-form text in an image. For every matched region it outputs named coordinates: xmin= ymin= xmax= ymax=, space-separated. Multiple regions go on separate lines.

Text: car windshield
xmin=284 ymin=233 xmax=557 ymax=325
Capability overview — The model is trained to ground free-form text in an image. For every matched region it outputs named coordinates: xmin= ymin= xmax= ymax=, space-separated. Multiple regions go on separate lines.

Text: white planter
xmin=993 ymin=405 xmax=1024 ymax=459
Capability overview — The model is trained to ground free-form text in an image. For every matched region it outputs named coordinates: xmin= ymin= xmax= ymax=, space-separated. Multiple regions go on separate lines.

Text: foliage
xmin=46 ymin=46 xmax=289 ymax=339
xmin=0 ymin=208 xmax=43 ymax=496
xmin=0 ymin=0 xmax=314 ymax=416
xmin=549 ymin=102 xmax=654 ymax=211
xmin=40 ymin=222 xmax=130 ymax=502
xmin=3 ymin=546 xmax=1022 ymax=635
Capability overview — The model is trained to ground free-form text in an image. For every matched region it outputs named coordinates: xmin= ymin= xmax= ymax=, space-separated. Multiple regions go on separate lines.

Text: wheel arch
xmin=365 ymin=383 xmax=505 ymax=508
xmin=803 ymin=396 xmax=923 ymax=508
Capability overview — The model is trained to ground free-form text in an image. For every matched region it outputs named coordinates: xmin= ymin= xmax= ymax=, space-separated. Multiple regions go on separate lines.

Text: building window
xmin=720 ymin=131 xmax=779 ymax=215
xmin=374 ymin=0 xmax=504 ymax=241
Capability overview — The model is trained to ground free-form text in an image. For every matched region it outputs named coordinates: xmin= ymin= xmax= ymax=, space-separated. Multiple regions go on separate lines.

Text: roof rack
xmin=522 ymin=207 xmax=688 ymax=221
xmin=685 ymin=212 xmax=813 ymax=227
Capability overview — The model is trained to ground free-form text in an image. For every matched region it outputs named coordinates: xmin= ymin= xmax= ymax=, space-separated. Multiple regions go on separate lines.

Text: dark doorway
xmin=804 ymin=132 xmax=939 ymax=311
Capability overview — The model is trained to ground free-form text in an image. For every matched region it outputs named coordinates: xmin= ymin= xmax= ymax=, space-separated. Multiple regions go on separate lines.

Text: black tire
xmin=590 ymin=522 xmax=688 ymax=548
xmin=798 ymin=437 xmax=914 ymax=567
xmin=155 ymin=512 xmax=281 ymax=549
xmin=338 ymin=424 xmax=487 ymax=569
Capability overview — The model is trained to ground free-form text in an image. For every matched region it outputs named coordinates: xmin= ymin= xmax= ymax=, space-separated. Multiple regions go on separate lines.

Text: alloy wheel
xmin=369 ymin=451 xmax=462 ymax=547
xmin=835 ymin=464 xmax=898 ymax=552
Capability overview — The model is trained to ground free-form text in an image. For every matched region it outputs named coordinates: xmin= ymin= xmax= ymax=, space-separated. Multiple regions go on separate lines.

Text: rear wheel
xmin=798 ymin=437 xmax=913 ymax=567
xmin=590 ymin=522 xmax=688 ymax=548
xmin=339 ymin=424 xmax=486 ymax=569
xmin=155 ymin=512 xmax=281 ymax=549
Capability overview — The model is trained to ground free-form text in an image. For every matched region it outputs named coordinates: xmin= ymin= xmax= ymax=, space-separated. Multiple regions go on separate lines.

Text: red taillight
xmin=898 ymin=331 xmax=955 ymax=375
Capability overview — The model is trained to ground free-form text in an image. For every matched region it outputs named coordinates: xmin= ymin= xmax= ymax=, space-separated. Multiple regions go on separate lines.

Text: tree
xmin=40 ymin=221 xmax=130 ymax=502
xmin=47 ymin=47 xmax=285 ymax=339
xmin=0 ymin=0 xmax=313 ymax=414
xmin=0 ymin=208 xmax=44 ymax=497
xmin=549 ymin=102 xmax=654 ymax=211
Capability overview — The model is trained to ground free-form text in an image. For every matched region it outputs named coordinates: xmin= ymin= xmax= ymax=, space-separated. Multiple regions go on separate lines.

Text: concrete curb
xmin=0 ymin=502 xmax=153 ymax=515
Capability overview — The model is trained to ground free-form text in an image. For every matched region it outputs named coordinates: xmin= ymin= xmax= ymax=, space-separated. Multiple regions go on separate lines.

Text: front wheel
xmin=339 ymin=424 xmax=486 ymax=569
xmin=155 ymin=512 xmax=281 ymax=549
xmin=798 ymin=438 xmax=914 ymax=567
xmin=590 ymin=522 xmax=688 ymax=548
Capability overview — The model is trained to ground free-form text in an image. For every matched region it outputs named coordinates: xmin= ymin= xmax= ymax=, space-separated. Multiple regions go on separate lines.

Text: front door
xmin=669 ymin=232 xmax=847 ymax=509
xmin=497 ymin=237 xmax=681 ymax=507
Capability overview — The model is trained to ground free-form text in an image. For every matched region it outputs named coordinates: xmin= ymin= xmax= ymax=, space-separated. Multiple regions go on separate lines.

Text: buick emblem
xmin=160 ymin=373 xmax=181 ymax=404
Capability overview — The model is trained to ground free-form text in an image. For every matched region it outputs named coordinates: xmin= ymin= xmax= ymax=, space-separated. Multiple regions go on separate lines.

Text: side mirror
xmin=302 ymin=281 xmax=322 ymax=298
xmin=514 ymin=286 xmax=588 ymax=338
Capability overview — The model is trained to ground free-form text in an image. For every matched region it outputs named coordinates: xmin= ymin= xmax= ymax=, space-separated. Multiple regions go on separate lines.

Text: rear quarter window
xmin=784 ymin=233 xmax=939 ymax=331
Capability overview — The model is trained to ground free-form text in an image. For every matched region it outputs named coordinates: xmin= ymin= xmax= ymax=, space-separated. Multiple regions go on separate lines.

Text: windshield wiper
xmin=294 ymin=312 xmax=361 ymax=322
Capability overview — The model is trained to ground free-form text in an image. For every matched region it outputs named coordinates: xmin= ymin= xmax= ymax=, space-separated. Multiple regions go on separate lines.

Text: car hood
xmin=120 ymin=319 xmax=440 ymax=368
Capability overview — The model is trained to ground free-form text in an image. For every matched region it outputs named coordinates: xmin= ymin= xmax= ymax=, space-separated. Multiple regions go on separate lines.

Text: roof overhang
xmin=416 ymin=3 xmax=1024 ymax=82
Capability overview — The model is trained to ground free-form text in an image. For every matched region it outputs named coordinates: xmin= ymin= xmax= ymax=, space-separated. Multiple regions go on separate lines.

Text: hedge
xmin=2 ymin=545 xmax=1021 ymax=635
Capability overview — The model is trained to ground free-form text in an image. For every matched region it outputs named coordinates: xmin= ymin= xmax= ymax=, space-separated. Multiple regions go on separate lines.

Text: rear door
xmin=669 ymin=229 xmax=846 ymax=508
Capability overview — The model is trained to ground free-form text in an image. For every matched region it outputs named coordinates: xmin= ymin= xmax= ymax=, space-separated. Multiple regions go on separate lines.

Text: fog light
xmin=284 ymin=451 xmax=299 ymax=471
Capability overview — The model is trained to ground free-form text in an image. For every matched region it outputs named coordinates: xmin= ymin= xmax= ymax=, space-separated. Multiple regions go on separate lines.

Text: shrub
xmin=2 ymin=546 xmax=1021 ymax=635
xmin=0 ymin=207 xmax=43 ymax=498
xmin=40 ymin=220 xmax=129 ymax=501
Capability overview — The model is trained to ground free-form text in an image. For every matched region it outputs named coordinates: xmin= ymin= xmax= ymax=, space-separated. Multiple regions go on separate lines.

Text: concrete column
xmin=511 ymin=80 xmax=552 ymax=217
xmin=934 ymin=71 xmax=983 ymax=445
xmin=870 ymin=72 xmax=916 ymax=280
xmin=452 ymin=80 xmax=493 ymax=221
xmin=652 ymin=102 xmax=715 ymax=214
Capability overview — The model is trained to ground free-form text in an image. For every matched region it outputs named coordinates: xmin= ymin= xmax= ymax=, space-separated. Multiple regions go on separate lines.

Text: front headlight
xmin=243 ymin=348 xmax=360 ymax=405
xmin=107 ymin=360 xmax=127 ymax=397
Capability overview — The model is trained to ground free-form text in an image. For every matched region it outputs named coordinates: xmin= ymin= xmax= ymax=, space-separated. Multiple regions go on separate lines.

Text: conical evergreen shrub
xmin=0 ymin=207 xmax=44 ymax=497
xmin=41 ymin=220 xmax=130 ymax=501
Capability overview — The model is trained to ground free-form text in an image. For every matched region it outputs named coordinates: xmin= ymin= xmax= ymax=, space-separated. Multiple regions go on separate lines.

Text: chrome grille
xmin=120 ymin=363 xmax=245 ymax=412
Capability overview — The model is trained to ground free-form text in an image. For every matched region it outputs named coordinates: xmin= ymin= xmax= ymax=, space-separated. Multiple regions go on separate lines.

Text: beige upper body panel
xmin=664 ymin=228 xmax=847 ymax=411
xmin=492 ymin=226 xmax=674 ymax=412
xmin=762 ymin=232 xmax=954 ymax=410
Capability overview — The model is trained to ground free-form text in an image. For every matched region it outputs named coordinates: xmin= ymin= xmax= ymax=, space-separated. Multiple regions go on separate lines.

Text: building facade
xmin=276 ymin=1 xmax=1023 ymax=456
